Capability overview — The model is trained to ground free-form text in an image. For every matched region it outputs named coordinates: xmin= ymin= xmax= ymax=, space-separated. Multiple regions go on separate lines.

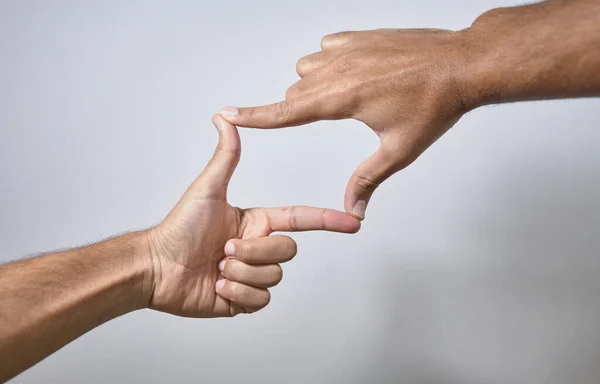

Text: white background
xmin=1 ymin=0 xmax=599 ymax=383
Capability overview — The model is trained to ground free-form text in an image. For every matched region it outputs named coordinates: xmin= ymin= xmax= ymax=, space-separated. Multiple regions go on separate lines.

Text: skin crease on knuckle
xmin=231 ymin=281 xmax=247 ymax=301
xmin=224 ymin=259 xmax=280 ymax=287
xmin=287 ymin=206 xmax=298 ymax=232
xmin=226 ymin=260 xmax=245 ymax=281
xmin=332 ymin=55 xmax=355 ymax=75
xmin=236 ymin=285 xmax=270 ymax=311
xmin=275 ymin=101 xmax=292 ymax=124
xmin=238 ymin=241 xmax=253 ymax=262
xmin=354 ymin=174 xmax=379 ymax=194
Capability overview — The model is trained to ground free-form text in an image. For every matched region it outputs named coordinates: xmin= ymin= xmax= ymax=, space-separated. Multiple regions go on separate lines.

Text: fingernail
xmin=215 ymin=279 xmax=226 ymax=290
xmin=221 ymin=106 xmax=239 ymax=119
xmin=352 ymin=200 xmax=367 ymax=219
xmin=218 ymin=258 xmax=227 ymax=272
xmin=213 ymin=119 xmax=220 ymax=131
xmin=224 ymin=242 xmax=235 ymax=256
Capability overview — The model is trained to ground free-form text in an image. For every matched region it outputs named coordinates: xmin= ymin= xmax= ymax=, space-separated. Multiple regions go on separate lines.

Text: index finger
xmin=262 ymin=206 xmax=361 ymax=233
xmin=220 ymin=96 xmax=328 ymax=129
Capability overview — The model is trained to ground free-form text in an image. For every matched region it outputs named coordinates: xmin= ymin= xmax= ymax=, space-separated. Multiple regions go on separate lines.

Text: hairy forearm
xmin=462 ymin=0 xmax=600 ymax=108
xmin=0 ymin=232 xmax=152 ymax=382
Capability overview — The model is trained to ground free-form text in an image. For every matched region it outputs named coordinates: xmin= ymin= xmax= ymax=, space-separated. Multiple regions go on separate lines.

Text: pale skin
xmin=0 ymin=116 xmax=360 ymax=382
xmin=221 ymin=0 xmax=600 ymax=220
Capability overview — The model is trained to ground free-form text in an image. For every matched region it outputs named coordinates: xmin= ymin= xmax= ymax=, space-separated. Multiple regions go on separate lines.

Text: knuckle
xmin=226 ymin=260 xmax=243 ymax=279
xmin=320 ymin=35 xmax=333 ymax=48
xmin=355 ymin=174 xmax=380 ymax=194
xmin=296 ymin=57 xmax=309 ymax=74
xmin=288 ymin=80 xmax=309 ymax=98
xmin=472 ymin=7 xmax=510 ymax=29
xmin=229 ymin=281 xmax=239 ymax=297
xmin=332 ymin=58 xmax=353 ymax=74
xmin=322 ymin=91 xmax=355 ymax=120
xmin=237 ymin=242 xmax=252 ymax=262
xmin=216 ymin=142 xmax=241 ymax=157
xmin=233 ymin=283 xmax=251 ymax=299
xmin=297 ymin=52 xmax=322 ymax=73
xmin=288 ymin=206 xmax=298 ymax=231
xmin=231 ymin=282 xmax=242 ymax=297
xmin=274 ymin=101 xmax=292 ymax=123
xmin=285 ymin=87 xmax=295 ymax=100
xmin=285 ymin=83 xmax=302 ymax=100
xmin=321 ymin=32 xmax=347 ymax=47
xmin=330 ymin=50 xmax=361 ymax=74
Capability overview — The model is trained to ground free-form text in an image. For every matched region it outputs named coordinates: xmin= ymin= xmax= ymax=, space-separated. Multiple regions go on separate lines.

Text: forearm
xmin=462 ymin=0 xmax=600 ymax=108
xmin=0 ymin=231 xmax=152 ymax=382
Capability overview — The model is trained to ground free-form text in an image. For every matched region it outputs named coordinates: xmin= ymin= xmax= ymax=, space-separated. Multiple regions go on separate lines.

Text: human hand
xmin=220 ymin=28 xmax=475 ymax=219
xmin=145 ymin=116 xmax=360 ymax=317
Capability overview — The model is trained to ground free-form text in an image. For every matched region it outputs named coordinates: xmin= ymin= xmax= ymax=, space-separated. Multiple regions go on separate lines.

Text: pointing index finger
xmin=221 ymin=96 xmax=327 ymax=129
xmin=262 ymin=206 xmax=361 ymax=233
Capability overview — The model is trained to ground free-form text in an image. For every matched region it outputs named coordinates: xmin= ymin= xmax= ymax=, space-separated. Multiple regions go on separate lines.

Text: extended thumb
xmin=194 ymin=115 xmax=241 ymax=198
xmin=344 ymin=148 xmax=394 ymax=220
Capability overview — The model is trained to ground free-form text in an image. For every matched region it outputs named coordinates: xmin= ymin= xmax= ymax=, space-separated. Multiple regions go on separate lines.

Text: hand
xmin=145 ymin=116 xmax=360 ymax=317
xmin=220 ymin=28 xmax=474 ymax=219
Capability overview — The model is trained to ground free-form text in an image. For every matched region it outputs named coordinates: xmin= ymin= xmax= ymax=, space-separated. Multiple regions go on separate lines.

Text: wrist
xmin=454 ymin=22 xmax=506 ymax=111
xmin=456 ymin=1 xmax=596 ymax=109
xmin=130 ymin=230 xmax=156 ymax=311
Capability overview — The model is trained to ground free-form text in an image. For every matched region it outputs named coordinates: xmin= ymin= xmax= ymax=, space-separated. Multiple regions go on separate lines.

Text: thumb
xmin=194 ymin=115 xmax=241 ymax=199
xmin=344 ymin=147 xmax=397 ymax=220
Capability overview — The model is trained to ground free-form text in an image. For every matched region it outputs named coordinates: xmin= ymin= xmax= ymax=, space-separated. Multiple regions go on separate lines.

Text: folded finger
xmin=215 ymin=279 xmax=271 ymax=313
xmin=223 ymin=235 xmax=297 ymax=264
xmin=219 ymin=258 xmax=283 ymax=288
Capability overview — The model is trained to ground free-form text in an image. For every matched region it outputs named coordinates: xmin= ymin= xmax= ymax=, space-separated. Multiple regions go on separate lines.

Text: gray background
xmin=1 ymin=0 xmax=599 ymax=383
